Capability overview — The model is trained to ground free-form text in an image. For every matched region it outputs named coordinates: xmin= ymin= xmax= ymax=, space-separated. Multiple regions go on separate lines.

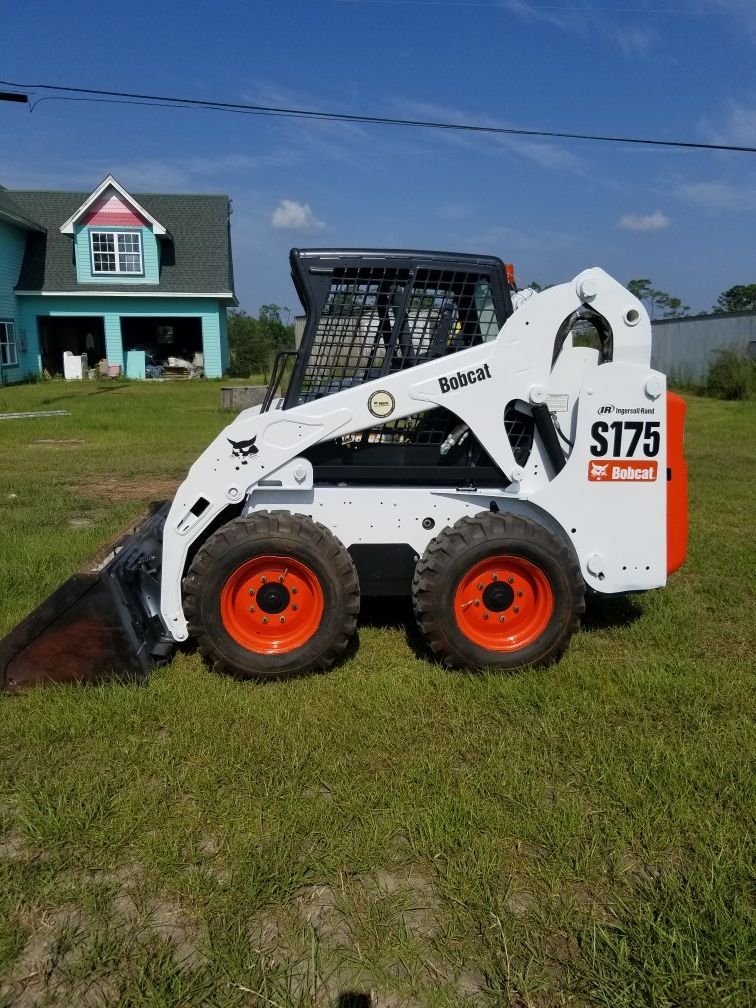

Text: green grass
xmin=0 ymin=382 xmax=754 ymax=1007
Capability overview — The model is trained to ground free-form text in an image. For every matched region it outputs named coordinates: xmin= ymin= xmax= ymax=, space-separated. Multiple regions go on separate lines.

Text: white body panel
xmin=159 ymin=269 xmax=667 ymax=642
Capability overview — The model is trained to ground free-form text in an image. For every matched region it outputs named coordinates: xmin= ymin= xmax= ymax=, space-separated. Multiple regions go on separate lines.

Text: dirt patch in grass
xmin=0 ymin=858 xmax=210 ymax=1007
xmin=246 ymin=867 xmax=490 ymax=1007
xmin=0 ymin=829 xmax=29 ymax=864
xmin=67 ymin=517 xmax=94 ymax=529
xmin=73 ymin=477 xmax=181 ymax=503
xmin=134 ymin=897 xmax=208 ymax=968
xmin=0 ymin=907 xmax=117 ymax=1008
xmin=32 ymin=439 xmax=85 ymax=447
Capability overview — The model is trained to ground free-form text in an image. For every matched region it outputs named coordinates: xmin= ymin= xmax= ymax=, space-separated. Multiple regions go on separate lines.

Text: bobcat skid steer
xmin=0 ymin=249 xmax=688 ymax=690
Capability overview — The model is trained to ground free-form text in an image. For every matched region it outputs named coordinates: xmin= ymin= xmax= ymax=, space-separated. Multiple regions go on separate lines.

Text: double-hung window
xmin=90 ymin=230 xmax=143 ymax=274
xmin=1 ymin=321 xmax=18 ymax=366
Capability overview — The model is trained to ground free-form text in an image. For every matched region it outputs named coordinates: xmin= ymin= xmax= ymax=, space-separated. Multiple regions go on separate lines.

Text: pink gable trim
xmin=82 ymin=192 xmax=148 ymax=228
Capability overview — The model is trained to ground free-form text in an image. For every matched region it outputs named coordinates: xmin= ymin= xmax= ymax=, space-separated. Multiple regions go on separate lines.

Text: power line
xmin=2 ymin=78 xmax=753 ymax=154
xmin=335 ymin=0 xmax=728 ymax=11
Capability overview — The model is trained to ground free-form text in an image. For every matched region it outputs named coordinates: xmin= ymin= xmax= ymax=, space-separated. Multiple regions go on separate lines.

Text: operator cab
xmin=265 ymin=248 xmax=529 ymax=486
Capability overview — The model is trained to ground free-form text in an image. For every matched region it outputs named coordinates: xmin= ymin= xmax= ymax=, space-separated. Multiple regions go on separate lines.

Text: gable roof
xmin=0 ymin=188 xmax=45 ymax=232
xmin=9 ymin=189 xmax=234 ymax=296
xmin=59 ymin=175 xmax=167 ymax=235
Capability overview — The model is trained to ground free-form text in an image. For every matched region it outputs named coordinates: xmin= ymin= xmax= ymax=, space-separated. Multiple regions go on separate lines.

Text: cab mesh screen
xmin=298 ymin=265 xmax=502 ymax=403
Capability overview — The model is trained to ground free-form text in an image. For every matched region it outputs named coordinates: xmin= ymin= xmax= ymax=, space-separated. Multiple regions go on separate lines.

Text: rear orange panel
xmin=666 ymin=392 xmax=688 ymax=575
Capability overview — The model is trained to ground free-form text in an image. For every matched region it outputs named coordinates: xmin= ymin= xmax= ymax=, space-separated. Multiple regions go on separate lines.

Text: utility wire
xmin=2 ymin=78 xmax=753 ymax=154
xmin=335 ymin=0 xmax=727 ymax=10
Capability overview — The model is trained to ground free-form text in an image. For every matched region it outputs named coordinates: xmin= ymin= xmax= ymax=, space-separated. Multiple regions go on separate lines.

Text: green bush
xmin=227 ymin=305 xmax=294 ymax=379
xmin=704 ymin=348 xmax=755 ymax=400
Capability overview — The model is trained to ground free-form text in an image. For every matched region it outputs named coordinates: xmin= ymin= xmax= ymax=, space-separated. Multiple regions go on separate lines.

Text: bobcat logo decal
xmin=228 ymin=436 xmax=259 ymax=465
xmin=590 ymin=462 xmax=609 ymax=479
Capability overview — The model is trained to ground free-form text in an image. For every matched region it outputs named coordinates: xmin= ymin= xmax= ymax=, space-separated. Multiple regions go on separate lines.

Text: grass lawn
xmin=0 ymin=380 xmax=754 ymax=1008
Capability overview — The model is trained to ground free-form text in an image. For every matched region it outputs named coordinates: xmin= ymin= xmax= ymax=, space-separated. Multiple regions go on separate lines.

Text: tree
xmin=627 ymin=278 xmax=654 ymax=305
xmin=258 ymin=304 xmax=294 ymax=356
xmin=227 ymin=309 xmax=265 ymax=378
xmin=227 ymin=305 xmax=294 ymax=379
xmin=627 ymin=279 xmax=689 ymax=319
xmin=712 ymin=284 xmax=756 ymax=314
xmin=656 ymin=295 xmax=690 ymax=319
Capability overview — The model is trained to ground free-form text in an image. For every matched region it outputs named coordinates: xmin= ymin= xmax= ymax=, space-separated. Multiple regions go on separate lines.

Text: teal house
xmin=0 ymin=175 xmax=235 ymax=382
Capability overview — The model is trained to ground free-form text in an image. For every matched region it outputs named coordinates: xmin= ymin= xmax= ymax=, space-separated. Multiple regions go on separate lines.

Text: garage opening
xmin=38 ymin=317 xmax=105 ymax=375
xmin=121 ymin=317 xmax=203 ymax=366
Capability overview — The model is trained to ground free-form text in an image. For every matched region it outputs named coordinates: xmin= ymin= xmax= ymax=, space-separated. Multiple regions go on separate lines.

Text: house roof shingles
xmin=8 ymin=190 xmax=234 ymax=296
xmin=0 ymin=188 xmax=46 ymax=232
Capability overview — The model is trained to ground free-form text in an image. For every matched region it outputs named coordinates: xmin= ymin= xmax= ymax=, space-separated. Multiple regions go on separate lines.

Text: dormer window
xmin=90 ymin=230 xmax=143 ymax=274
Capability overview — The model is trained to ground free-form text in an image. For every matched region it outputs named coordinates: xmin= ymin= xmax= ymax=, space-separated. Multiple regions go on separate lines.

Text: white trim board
xmin=59 ymin=175 xmax=167 ymax=236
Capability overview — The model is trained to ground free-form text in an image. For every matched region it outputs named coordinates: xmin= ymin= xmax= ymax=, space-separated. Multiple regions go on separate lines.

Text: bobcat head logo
xmin=590 ymin=462 xmax=609 ymax=479
xmin=228 ymin=436 xmax=259 ymax=465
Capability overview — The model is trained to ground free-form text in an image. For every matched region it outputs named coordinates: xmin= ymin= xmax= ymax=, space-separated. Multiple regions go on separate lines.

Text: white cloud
xmin=712 ymin=0 xmax=756 ymax=38
xmin=438 ymin=203 xmax=471 ymax=221
xmin=468 ymin=224 xmax=574 ymax=255
xmin=677 ymin=181 xmax=756 ymax=212
xmin=398 ymin=99 xmax=587 ymax=175
xmin=616 ymin=27 xmax=659 ymax=56
xmin=500 ymin=0 xmax=569 ymax=30
xmin=502 ymin=0 xmax=661 ymax=55
xmin=618 ymin=210 xmax=670 ymax=232
xmin=699 ymin=97 xmax=756 ymax=149
xmin=271 ymin=199 xmax=325 ymax=232
xmin=725 ymin=102 xmax=756 ymax=144
xmin=0 ymin=153 xmax=295 ymax=194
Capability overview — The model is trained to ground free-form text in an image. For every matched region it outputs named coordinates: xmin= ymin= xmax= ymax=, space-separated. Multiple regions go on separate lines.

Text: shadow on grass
xmin=358 ymin=595 xmax=429 ymax=661
xmin=582 ymin=592 xmax=644 ymax=631
xmin=5 ymin=591 xmax=644 ymax=695
xmin=358 ymin=591 xmax=646 ymax=665
xmin=337 ymin=995 xmax=372 ymax=1008
xmin=33 ymin=385 xmax=128 ymax=406
xmin=36 ymin=392 xmax=79 ymax=405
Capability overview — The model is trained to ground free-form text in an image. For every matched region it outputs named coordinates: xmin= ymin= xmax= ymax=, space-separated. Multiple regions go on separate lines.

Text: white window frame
xmin=0 ymin=320 xmax=18 ymax=366
xmin=89 ymin=230 xmax=144 ymax=275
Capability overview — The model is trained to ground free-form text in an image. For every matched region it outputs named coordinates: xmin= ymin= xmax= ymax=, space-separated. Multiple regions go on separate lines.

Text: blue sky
xmin=2 ymin=0 xmax=755 ymax=315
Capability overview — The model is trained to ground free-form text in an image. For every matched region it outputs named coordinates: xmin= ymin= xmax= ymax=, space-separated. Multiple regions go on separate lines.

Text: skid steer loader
xmin=0 ymin=249 xmax=688 ymax=691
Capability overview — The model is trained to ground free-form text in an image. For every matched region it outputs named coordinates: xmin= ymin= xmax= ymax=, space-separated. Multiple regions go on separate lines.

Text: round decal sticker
xmin=368 ymin=390 xmax=395 ymax=418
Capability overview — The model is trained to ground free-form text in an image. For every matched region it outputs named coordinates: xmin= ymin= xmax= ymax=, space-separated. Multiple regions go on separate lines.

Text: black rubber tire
xmin=183 ymin=511 xmax=360 ymax=679
xmin=412 ymin=512 xmax=585 ymax=670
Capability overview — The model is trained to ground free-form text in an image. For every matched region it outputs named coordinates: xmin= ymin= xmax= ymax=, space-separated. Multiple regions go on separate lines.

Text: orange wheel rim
xmin=220 ymin=555 xmax=324 ymax=654
xmin=454 ymin=556 xmax=554 ymax=651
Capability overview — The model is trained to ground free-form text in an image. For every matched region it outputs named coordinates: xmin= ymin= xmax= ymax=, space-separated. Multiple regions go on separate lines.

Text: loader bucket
xmin=0 ymin=504 xmax=174 ymax=693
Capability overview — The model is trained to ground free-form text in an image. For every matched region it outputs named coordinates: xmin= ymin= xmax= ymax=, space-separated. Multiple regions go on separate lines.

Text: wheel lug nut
xmin=279 ymin=616 xmax=285 ymax=623
xmin=517 ymin=590 xmax=523 ymax=597
xmin=499 ymin=615 xmax=505 ymax=623
xmin=248 ymin=606 xmax=255 ymax=613
xmin=248 ymin=588 xmax=255 ymax=596
xmin=292 ymin=604 xmax=298 ymax=611
xmin=514 ymin=606 xmax=520 ymax=613
xmin=474 ymin=599 xmax=480 ymax=607
xmin=261 ymin=576 xmax=267 ymax=584
xmin=508 ymin=577 xmax=514 ymax=584
xmin=262 ymin=617 xmax=268 ymax=624
xmin=492 ymin=574 xmax=498 ymax=581
xmin=278 ymin=575 xmax=284 ymax=582
xmin=483 ymin=613 xmax=489 ymax=620
xmin=477 ymin=582 xmax=484 ymax=591
xmin=292 ymin=587 xmax=298 ymax=594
